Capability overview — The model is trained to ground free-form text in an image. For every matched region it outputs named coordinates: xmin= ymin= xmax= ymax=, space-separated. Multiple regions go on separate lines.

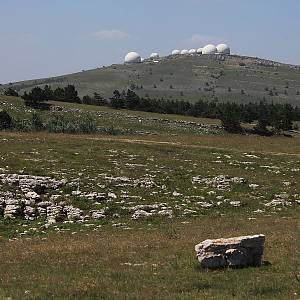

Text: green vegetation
xmin=3 ymin=55 xmax=300 ymax=105
xmin=22 ymin=85 xmax=80 ymax=109
xmin=12 ymin=84 xmax=299 ymax=136
xmin=3 ymin=87 xmax=18 ymax=97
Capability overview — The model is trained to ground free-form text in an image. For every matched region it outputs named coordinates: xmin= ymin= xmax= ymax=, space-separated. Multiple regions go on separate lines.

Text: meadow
xmin=0 ymin=97 xmax=299 ymax=299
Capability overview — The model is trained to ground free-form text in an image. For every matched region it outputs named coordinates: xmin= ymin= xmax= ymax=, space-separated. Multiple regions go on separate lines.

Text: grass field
xmin=0 ymin=98 xmax=300 ymax=299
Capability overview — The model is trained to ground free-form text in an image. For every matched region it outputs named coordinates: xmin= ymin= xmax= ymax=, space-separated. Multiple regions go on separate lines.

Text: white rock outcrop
xmin=195 ymin=234 xmax=265 ymax=269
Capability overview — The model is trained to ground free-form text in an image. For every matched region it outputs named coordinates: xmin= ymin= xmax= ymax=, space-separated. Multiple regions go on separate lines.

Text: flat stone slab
xmin=195 ymin=234 xmax=265 ymax=269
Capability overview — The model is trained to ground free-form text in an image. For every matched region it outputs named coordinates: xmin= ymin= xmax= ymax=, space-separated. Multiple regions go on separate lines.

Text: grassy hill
xmin=3 ymin=54 xmax=300 ymax=105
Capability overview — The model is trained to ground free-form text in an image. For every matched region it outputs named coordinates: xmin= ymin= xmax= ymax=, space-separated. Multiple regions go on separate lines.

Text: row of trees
xmin=22 ymin=85 xmax=80 ymax=108
xmin=16 ymin=85 xmax=300 ymax=135
xmin=109 ymin=89 xmax=298 ymax=134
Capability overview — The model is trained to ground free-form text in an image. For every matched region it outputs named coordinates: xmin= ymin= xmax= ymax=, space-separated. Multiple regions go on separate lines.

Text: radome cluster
xmin=124 ymin=43 xmax=231 ymax=64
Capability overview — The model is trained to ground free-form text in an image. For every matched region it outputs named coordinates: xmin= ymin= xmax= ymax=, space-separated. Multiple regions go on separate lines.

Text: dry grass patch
xmin=0 ymin=216 xmax=299 ymax=299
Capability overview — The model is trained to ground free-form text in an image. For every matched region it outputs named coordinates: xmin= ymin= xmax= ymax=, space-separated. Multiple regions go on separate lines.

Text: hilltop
xmin=3 ymin=54 xmax=300 ymax=105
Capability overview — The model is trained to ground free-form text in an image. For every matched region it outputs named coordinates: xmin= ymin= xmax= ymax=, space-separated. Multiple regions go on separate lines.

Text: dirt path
xmin=87 ymin=136 xmax=300 ymax=157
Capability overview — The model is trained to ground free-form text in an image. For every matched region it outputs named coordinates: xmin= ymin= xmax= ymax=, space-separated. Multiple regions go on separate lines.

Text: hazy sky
xmin=1 ymin=0 xmax=300 ymax=83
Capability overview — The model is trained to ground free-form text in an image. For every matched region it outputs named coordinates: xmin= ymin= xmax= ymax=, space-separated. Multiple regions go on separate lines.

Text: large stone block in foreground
xmin=195 ymin=234 xmax=265 ymax=269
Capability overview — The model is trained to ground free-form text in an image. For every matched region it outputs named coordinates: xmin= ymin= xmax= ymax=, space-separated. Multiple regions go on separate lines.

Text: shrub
xmin=45 ymin=112 xmax=97 ymax=134
xmin=31 ymin=112 xmax=44 ymax=131
xmin=78 ymin=115 xmax=97 ymax=133
xmin=0 ymin=110 xmax=13 ymax=130
xmin=220 ymin=111 xmax=243 ymax=133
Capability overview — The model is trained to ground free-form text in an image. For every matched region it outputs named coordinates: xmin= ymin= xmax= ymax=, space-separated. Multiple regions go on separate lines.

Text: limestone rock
xmin=24 ymin=206 xmax=37 ymax=220
xmin=131 ymin=209 xmax=153 ymax=220
xmin=195 ymin=234 xmax=265 ymax=269
xmin=4 ymin=205 xmax=23 ymax=219
xmin=25 ymin=191 xmax=40 ymax=200
xmin=0 ymin=174 xmax=65 ymax=192
xmin=46 ymin=205 xmax=65 ymax=222
xmin=64 ymin=205 xmax=83 ymax=220
xmin=157 ymin=209 xmax=173 ymax=218
xmin=193 ymin=175 xmax=246 ymax=190
xmin=38 ymin=201 xmax=52 ymax=208
xmin=90 ymin=210 xmax=106 ymax=220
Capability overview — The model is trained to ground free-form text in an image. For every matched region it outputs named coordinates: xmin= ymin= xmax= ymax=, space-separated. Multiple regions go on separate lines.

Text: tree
xmin=63 ymin=85 xmax=81 ymax=103
xmin=43 ymin=85 xmax=54 ymax=100
xmin=82 ymin=95 xmax=92 ymax=105
xmin=110 ymin=90 xmax=125 ymax=109
xmin=94 ymin=93 xmax=107 ymax=106
xmin=4 ymin=88 xmax=18 ymax=97
xmin=0 ymin=110 xmax=13 ymax=130
xmin=53 ymin=87 xmax=65 ymax=100
xmin=273 ymin=104 xmax=294 ymax=132
xmin=254 ymin=102 xmax=272 ymax=136
xmin=219 ymin=105 xmax=243 ymax=133
xmin=31 ymin=112 xmax=44 ymax=131
xmin=125 ymin=89 xmax=140 ymax=109
xmin=22 ymin=87 xmax=49 ymax=109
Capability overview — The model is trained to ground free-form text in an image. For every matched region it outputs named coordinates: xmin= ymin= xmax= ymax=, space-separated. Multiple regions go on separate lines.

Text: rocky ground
xmin=0 ymin=132 xmax=299 ymax=239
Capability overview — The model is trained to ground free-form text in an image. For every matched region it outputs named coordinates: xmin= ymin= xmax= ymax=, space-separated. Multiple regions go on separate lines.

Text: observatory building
xmin=124 ymin=52 xmax=142 ymax=64
xmin=216 ymin=44 xmax=230 ymax=55
xmin=172 ymin=49 xmax=180 ymax=55
xmin=197 ymin=48 xmax=203 ymax=54
xmin=189 ymin=49 xmax=196 ymax=54
xmin=181 ymin=49 xmax=189 ymax=55
xmin=150 ymin=53 xmax=159 ymax=59
xmin=202 ymin=44 xmax=218 ymax=55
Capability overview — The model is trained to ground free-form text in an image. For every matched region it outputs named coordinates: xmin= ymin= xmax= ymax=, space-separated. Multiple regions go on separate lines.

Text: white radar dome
xmin=150 ymin=52 xmax=159 ymax=59
xmin=216 ymin=44 xmax=230 ymax=55
xmin=202 ymin=44 xmax=217 ymax=55
xmin=181 ymin=49 xmax=189 ymax=55
xmin=172 ymin=49 xmax=180 ymax=55
xmin=124 ymin=52 xmax=142 ymax=64
xmin=189 ymin=49 xmax=196 ymax=54
xmin=197 ymin=48 xmax=203 ymax=54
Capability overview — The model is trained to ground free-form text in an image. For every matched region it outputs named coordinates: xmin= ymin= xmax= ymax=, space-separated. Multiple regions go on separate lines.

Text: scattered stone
xmin=46 ymin=205 xmax=65 ymax=223
xmin=25 ymin=191 xmax=40 ymax=200
xmin=64 ymin=205 xmax=83 ymax=220
xmin=193 ymin=175 xmax=246 ymax=190
xmin=0 ymin=174 xmax=66 ymax=192
xmin=4 ymin=205 xmax=23 ymax=219
xmin=132 ymin=210 xmax=153 ymax=220
xmin=24 ymin=206 xmax=37 ymax=220
xmin=229 ymin=201 xmax=243 ymax=207
xmin=265 ymin=193 xmax=292 ymax=208
xmin=157 ymin=209 xmax=173 ymax=218
xmin=90 ymin=210 xmax=106 ymax=219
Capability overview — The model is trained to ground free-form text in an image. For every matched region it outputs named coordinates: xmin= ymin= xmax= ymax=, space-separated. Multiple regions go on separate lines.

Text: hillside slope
xmin=3 ymin=54 xmax=300 ymax=104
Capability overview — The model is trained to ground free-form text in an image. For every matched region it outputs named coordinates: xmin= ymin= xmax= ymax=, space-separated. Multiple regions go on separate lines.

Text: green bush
xmin=32 ymin=112 xmax=44 ymax=131
xmin=0 ymin=110 xmax=13 ymax=130
xmin=45 ymin=112 xmax=97 ymax=134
